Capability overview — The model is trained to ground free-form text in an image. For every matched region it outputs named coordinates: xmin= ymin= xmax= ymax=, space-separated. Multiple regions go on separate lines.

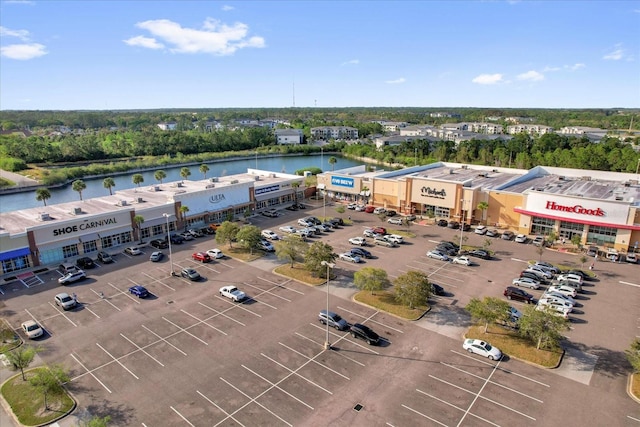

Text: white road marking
xmin=294 ymin=332 xmax=365 ymax=367
xmin=48 ymin=302 xmax=77 ymax=327
xmin=261 ymin=352 xmax=333 ymax=394
xmin=170 ymin=406 xmax=195 ymax=426
xmin=96 ymin=343 xmax=139 ymax=380
xmin=401 ymin=404 xmax=448 ymax=426
xmin=397 ymin=268 xmax=459 ymax=288
xmin=120 ymin=333 xmax=164 ymax=367
xmin=243 ymin=364 xmax=314 ymax=409
xmin=198 ymin=301 xmax=246 ymax=326
xmin=619 ymin=281 xmax=640 ymax=288
xmin=143 ymin=272 xmax=176 ymax=291
xmin=162 ymin=317 xmax=209 ymax=345
xmin=511 ymin=258 xmax=528 ymax=263
xmin=141 ymin=325 xmax=187 ymax=356
xmin=415 ymin=388 xmax=500 ymax=427
xmin=450 ymin=350 xmax=550 ymax=387
xmin=215 ymin=295 xmax=262 ymax=317
xmin=336 ymin=306 xmax=404 ymax=334
xmin=279 ymin=342 xmax=351 ymax=379
xmin=197 ymin=390 xmax=245 ymax=427
xmin=83 ymin=306 xmax=101 ymax=318
xmin=69 ymin=353 xmax=112 ymax=393
xmin=628 ymin=415 xmax=640 ymax=423
xmin=243 ymin=282 xmax=292 ymax=302
xmin=94 ymin=288 xmax=121 ymax=311
xmin=180 ymin=309 xmax=227 ymax=336
xmin=258 ymin=276 xmax=304 ymax=294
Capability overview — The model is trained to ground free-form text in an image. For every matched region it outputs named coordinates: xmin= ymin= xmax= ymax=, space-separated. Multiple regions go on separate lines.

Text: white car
xmin=547 ymin=284 xmax=577 ymax=298
xmin=261 ymin=230 xmax=280 ymax=240
xmin=149 ymin=251 xmax=163 ymax=262
xmin=257 ymin=240 xmax=275 ymax=252
xmin=58 ymin=269 xmax=86 ymax=285
xmin=219 ymin=285 xmax=246 ymax=302
xmin=347 ymin=203 xmax=357 ymax=210
xmin=298 ymin=218 xmax=313 ymax=227
xmin=314 ymin=224 xmax=328 ymax=232
xmin=626 ymin=253 xmax=638 ymax=263
xmin=538 ymin=297 xmax=573 ymax=312
xmin=556 ymin=273 xmax=583 ymax=285
xmin=279 ymin=225 xmax=297 ymax=234
xmin=385 ymin=234 xmax=404 ymax=244
xmin=533 ymin=261 xmax=560 ymax=274
xmin=462 ymin=339 xmax=502 ymax=361
xmin=373 ymin=207 xmax=386 ymax=214
xmin=536 ymin=304 xmax=569 ymax=319
xmin=354 ymin=205 xmax=366 ymax=212
xmin=387 ymin=217 xmax=403 ymax=225
xmin=55 ymin=292 xmax=77 ymax=310
xmin=512 ymin=277 xmax=540 ymax=290
xmin=524 ymin=266 xmax=553 ymax=279
xmin=543 ymin=291 xmax=576 ymax=306
xmin=339 ymin=252 xmax=362 ymax=263
xmin=298 ymin=228 xmax=313 ymax=237
xmin=349 ymin=237 xmax=367 ymax=246
xmin=427 ymin=250 xmax=450 ymax=261
xmin=206 ymin=249 xmax=224 ymax=259
xmin=515 ymin=234 xmax=528 ymax=243
xmin=124 ymin=246 xmax=142 ymax=256
xmin=21 ymin=320 xmax=44 ymax=339
xmin=474 ymin=225 xmax=487 ymax=235
xmin=452 ymin=256 xmax=472 ymax=266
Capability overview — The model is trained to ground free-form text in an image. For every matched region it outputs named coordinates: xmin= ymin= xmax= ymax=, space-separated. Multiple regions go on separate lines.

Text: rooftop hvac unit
xmin=461 ymin=165 xmax=468 ymax=169
xmin=72 ymin=207 xmax=82 ymax=215
xmin=492 ymin=169 xmax=498 ymax=173
xmin=210 ymin=177 xmax=218 ymax=182
xmin=137 ymin=197 xmax=144 ymax=203
xmin=206 ymin=184 xmax=215 ymax=189
xmin=39 ymin=212 xmax=51 ymax=221
xmin=449 ymin=169 xmax=454 ymax=174
xmin=269 ymin=173 xmax=276 ymax=178
xmin=119 ymin=200 xmax=128 ymax=206
xmin=152 ymin=186 xmax=160 ymax=192
xmin=581 ymin=176 xmax=591 ymax=181
xmin=615 ymin=196 xmax=623 ymax=201
xmin=254 ymin=175 xmax=260 ymax=181
xmin=177 ymin=182 xmax=183 ymax=187
xmin=230 ymin=179 xmax=239 ymax=184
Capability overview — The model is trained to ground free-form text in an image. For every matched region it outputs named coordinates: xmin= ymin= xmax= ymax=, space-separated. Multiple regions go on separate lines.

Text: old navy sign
xmin=545 ymin=201 xmax=605 ymax=217
xmin=255 ymin=184 xmax=280 ymax=195
xmin=331 ymin=176 xmax=354 ymax=188
xmin=421 ymin=187 xmax=447 ymax=199
xmin=53 ymin=217 xmax=117 ymax=236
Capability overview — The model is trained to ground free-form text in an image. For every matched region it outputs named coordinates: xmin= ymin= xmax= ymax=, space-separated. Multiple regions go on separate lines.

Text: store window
xmin=152 ymin=224 xmax=164 ymax=236
xmin=559 ymin=221 xmax=584 ymax=241
xmin=140 ymin=227 xmax=151 ymax=240
xmin=531 ymin=216 xmax=555 ymax=236
xmin=256 ymin=200 xmax=267 ymax=210
xmin=587 ymin=225 xmax=617 ymax=246
xmin=40 ymin=248 xmax=63 ymax=265
xmin=434 ymin=206 xmax=450 ymax=218
xmin=62 ymin=243 xmax=79 ymax=259
xmin=1 ymin=255 xmax=31 ymax=274
xmin=82 ymin=240 xmax=98 ymax=254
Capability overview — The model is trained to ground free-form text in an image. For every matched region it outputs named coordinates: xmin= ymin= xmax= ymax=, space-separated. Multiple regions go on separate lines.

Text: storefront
xmin=407 ymin=178 xmax=461 ymax=218
xmin=254 ymin=182 xmax=301 ymax=210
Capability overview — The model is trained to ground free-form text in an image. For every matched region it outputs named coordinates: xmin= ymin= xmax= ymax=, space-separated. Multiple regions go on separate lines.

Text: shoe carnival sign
xmin=545 ymin=201 xmax=605 ymax=217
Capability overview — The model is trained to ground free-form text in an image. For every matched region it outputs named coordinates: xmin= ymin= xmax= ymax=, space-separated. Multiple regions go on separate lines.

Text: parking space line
xmin=401 ymin=404 xmax=448 ymax=426
xmin=198 ymin=302 xmax=246 ymax=326
xmin=397 ymin=269 xmax=459 ymax=288
xmin=215 ymin=296 xmax=263 ymax=317
xmin=170 ymin=406 xmax=195 ymax=427
xmin=162 ymin=317 xmax=210 ymax=345
xmin=243 ymin=282 xmax=292 ymax=302
xmin=441 ymin=362 xmax=543 ymax=403
xmin=619 ymin=280 xmax=640 ymax=288
xmin=23 ymin=308 xmax=48 ymax=335
xmin=279 ymin=342 xmax=351 ymax=380
xmin=83 ymin=305 xmax=101 ymax=318
xmin=336 ymin=306 xmax=404 ymax=334
xmin=119 ymin=333 xmax=165 ymax=367
xmin=243 ymin=364 xmax=314 ymax=409
xmin=191 ymin=261 xmax=221 ymax=274
xmin=180 ymin=309 xmax=228 ymax=336
xmin=511 ymin=258 xmax=528 ymax=263
xmin=245 ymin=297 xmax=278 ymax=310
xmin=261 ymin=353 xmax=333 ymax=395
xmin=142 ymin=272 xmax=176 ymax=291
xmin=48 ymin=302 xmax=78 ymax=327
xmin=258 ymin=276 xmax=304 ymax=295
xmin=94 ymin=288 xmax=122 ymax=311
xmin=307 ymin=323 xmax=380 ymax=354
xmin=628 ymin=415 xmax=640 ymax=423
xmin=415 ymin=388 xmax=500 ymax=427
xmin=410 ymin=261 xmax=465 ymax=282
xmin=449 ymin=350 xmax=550 ymax=387
xmin=294 ymin=332 xmax=365 ymax=367
xmin=196 ymin=390 xmax=244 ymax=426
xmin=69 ymin=353 xmax=112 ymax=393
xmin=141 ymin=325 xmax=188 ymax=356
xmin=96 ymin=342 xmax=139 ymax=379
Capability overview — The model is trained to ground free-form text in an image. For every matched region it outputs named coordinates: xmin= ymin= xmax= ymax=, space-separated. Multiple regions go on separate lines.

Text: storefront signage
xmin=255 ymin=184 xmax=280 ymax=195
xmin=331 ymin=176 xmax=354 ymax=188
xmin=208 ymin=194 xmax=226 ymax=204
xmin=545 ymin=201 xmax=605 ymax=217
xmin=53 ymin=217 xmax=117 ymax=236
xmin=420 ymin=187 xmax=447 ymax=199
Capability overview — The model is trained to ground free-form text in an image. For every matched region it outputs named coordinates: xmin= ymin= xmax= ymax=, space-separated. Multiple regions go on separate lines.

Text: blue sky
xmin=1 ymin=0 xmax=638 ymax=110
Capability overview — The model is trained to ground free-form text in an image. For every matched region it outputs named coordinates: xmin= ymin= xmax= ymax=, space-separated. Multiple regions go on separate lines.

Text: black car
xmin=447 ymin=221 xmax=460 ymax=229
xmin=385 ymin=210 xmax=397 ymax=217
xmin=350 ymin=247 xmax=373 ymax=259
xmin=468 ymin=249 xmax=491 ymax=260
xmin=431 ymin=283 xmax=445 ymax=296
xmin=441 ymin=241 xmax=460 ymax=250
xmin=520 ymin=271 xmax=549 ymax=284
xmin=503 ymin=286 xmax=534 ymax=304
xmin=330 ymin=217 xmax=344 ymax=226
xmin=437 ymin=219 xmax=448 ymax=227
xmin=350 ymin=323 xmax=380 ymax=345
xmin=461 ymin=223 xmax=471 ymax=232
xmin=76 ymin=257 xmax=96 ymax=269
xmin=150 ymin=239 xmax=169 ymax=249
xmin=436 ymin=245 xmax=458 ymax=256
xmin=169 ymin=234 xmax=184 ymax=244
xmin=201 ymin=227 xmax=216 ymax=235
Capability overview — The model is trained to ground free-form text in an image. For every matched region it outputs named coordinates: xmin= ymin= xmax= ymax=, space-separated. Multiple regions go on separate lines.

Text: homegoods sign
xmin=525 ymin=192 xmax=630 ymax=225
xmin=545 ymin=201 xmax=605 ymax=217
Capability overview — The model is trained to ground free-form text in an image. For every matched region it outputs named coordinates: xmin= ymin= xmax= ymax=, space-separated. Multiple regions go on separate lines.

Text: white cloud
xmin=4 ymin=0 xmax=35 ymax=4
xmin=567 ymin=63 xmax=585 ymax=71
xmin=385 ymin=77 xmax=406 ymax=84
xmin=0 ymin=26 xmax=31 ymax=41
xmin=517 ymin=70 xmax=544 ymax=81
xmin=543 ymin=63 xmax=585 ymax=72
xmin=222 ymin=5 xmax=234 ymax=11
xmin=341 ymin=59 xmax=359 ymax=66
xmin=123 ymin=35 xmax=164 ymax=49
xmin=603 ymin=43 xmax=626 ymax=60
xmin=126 ymin=18 xmax=265 ymax=56
xmin=471 ymin=73 xmax=503 ymax=85
xmin=0 ymin=43 xmax=47 ymax=60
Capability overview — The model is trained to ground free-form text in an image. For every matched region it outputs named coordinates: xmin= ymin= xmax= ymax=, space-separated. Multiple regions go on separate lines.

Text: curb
xmin=628 ymin=373 xmax=640 ymax=404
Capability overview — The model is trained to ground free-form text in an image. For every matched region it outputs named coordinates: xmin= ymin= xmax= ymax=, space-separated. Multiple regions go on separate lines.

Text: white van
xmin=556 ymin=273 xmax=583 ymax=285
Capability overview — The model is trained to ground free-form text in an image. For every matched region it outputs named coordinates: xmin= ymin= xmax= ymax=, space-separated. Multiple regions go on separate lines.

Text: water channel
xmin=0 ymin=155 xmax=369 ymax=213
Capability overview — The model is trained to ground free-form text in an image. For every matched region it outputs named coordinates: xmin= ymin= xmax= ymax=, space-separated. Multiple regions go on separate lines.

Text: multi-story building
xmin=310 ymin=126 xmax=358 ymax=141
xmin=275 ymin=129 xmax=304 ymax=145
xmin=507 ymin=124 xmax=554 ymax=135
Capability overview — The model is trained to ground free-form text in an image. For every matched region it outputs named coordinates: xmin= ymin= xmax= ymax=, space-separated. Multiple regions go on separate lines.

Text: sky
xmin=0 ymin=0 xmax=639 ymax=110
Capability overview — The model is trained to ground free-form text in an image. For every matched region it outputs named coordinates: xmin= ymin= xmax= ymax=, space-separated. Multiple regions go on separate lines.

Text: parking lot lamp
xmin=321 ymin=261 xmax=336 ymax=350
xmin=323 ymin=190 xmax=326 ymax=221
xmin=163 ymin=213 xmax=175 ymax=276
xmin=459 ymin=199 xmax=465 ymax=255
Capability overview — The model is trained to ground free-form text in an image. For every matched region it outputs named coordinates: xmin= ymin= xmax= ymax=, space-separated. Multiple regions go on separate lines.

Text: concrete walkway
xmin=0 ymin=169 xmax=39 ymax=187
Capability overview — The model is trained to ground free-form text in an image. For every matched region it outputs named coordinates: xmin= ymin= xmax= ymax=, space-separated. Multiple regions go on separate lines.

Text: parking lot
xmin=1 ymin=204 xmax=639 ymax=425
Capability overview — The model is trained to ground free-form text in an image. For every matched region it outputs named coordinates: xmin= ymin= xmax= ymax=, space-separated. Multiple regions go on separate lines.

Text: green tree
xmin=477 ymin=201 xmax=489 ymax=223
xmin=465 ymin=297 xmax=511 ymax=333
xmin=199 ymin=164 xmax=210 ymax=179
xmin=29 ymin=364 xmax=70 ymax=411
xmin=394 ymin=270 xmax=430 ymax=309
xmin=276 ymin=234 xmax=308 ymax=267
xmin=483 ymin=238 xmax=492 ymax=251
xmin=571 ymin=234 xmax=582 ymax=251
xmin=5 ymin=345 xmax=40 ymax=381
xmin=236 ymin=224 xmax=262 ymax=254
xmin=35 ymin=187 xmax=51 ymax=206
xmin=328 ymin=156 xmax=337 ymax=171
xmin=215 ymin=221 xmax=240 ymax=248
xmin=402 ymin=216 xmax=413 ymax=232
xmin=72 ymin=179 xmax=86 ymax=201
xmin=354 ymin=267 xmax=390 ymax=295
xmin=518 ymin=305 xmax=569 ymax=350
xmin=303 ymin=241 xmax=336 ymax=278
xmin=360 ymin=186 xmax=370 ymax=204
xmin=335 ymin=205 xmax=346 ymax=217
xmin=179 ymin=205 xmax=190 ymax=230
xmin=133 ymin=215 xmax=145 ymax=243
xmin=579 ymin=255 xmax=588 ymax=268
xmin=291 ymin=181 xmax=300 ymax=204
xmin=625 ymin=338 xmax=640 ymax=373
xmin=132 ymin=173 xmax=144 ymax=187
xmin=154 ymin=169 xmax=167 ymax=184
xmin=535 ymin=244 xmax=545 ymax=260
xmin=102 ymin=177 xmax=116 ymax=195
xmin=180 ymin=167 xmax=191 ymax=182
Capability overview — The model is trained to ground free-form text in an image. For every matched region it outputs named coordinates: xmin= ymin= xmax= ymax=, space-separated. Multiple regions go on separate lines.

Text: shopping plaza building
xmin=0 ymin=169 xmax=305 ymax=276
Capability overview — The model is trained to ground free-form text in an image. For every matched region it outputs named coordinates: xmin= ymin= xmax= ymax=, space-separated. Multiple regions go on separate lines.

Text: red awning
xmin=513 ymin=207 xmax=640 ymax=231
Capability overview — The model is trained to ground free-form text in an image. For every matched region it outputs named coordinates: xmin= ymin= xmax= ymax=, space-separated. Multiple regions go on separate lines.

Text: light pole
xmin=323 ymin=190 xmax=326 ymax=220
xmin=321 ymin=260 xmax=335 ymax=350
xmin=459 ymin=199 xmax=465 ymax=255
xmin=163 ymin=213 xmax=175 ymax=276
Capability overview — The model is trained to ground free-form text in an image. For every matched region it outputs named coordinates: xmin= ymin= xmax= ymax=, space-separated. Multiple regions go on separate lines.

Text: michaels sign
xmin=331 ymin=176 xmax=355 ymax=188
xmin=420 ymin=187 xmax=447 ymax=199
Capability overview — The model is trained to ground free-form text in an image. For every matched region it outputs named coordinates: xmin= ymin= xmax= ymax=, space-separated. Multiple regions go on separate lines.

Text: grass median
xmin=273 ymin=263 xmax=327 ymax=286
xmin=354 ymin=290 xmax=427 ymax=320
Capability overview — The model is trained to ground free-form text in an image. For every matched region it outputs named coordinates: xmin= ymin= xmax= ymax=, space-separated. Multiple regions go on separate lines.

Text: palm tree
xmin=154 ymin=170 xmax=167 ymax=184
xmin=133 ymin=215 xmax=145 ymax=243
xmin=361 ymin=186 xmax=370 ymax=204
xmin=477 ymin=201 xmax=489 ymax=223
xmin=328 ymin=156 xmax=337 ymax=171
xmin=72 ymin=180 xmax=86 ymax=201
xmin=291 ymin=181 xmax=300 ymax=204
xmin=179 ymin=205 xmax=190 ymax=230
xmin=103 ymin=177 xmax=116 ymax=195
xmin=199 ymin=164 xmax=210 ymax=179
xmin=180 ymin=167 xmax=191 ymax=183
xmin=35 ymin=188 xmax=51 ymax=206
xmin=132 ymin=174 xmax=144 ymax=188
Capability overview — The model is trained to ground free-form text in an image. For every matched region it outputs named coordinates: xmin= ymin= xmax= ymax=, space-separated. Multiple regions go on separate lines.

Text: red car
xmin=372 ymin=226 xmax=387 ymax=235
xmin=192 ymin=252 xmax=211 ymax=263
xmin=364 ymin=206 xmax=375 ymax=213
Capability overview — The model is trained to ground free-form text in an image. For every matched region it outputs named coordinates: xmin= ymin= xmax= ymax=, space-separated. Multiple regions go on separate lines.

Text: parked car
xmin=556 ymin=273 xmax=583 ymax=285
xmin=431 ymin=283 xmax=445 ymax=296
xmin=364 ymin=206 xmax=375 ymax=213
xmin=97 ymin=251 xmax=114 ymax=263
xmin=501 ymin=231 xmax=515 ymax=240
xmin=219 ymin=285 xmax=246 ymax=302
xmin=447 ymin=221 xmax=460 ymax=229
xmin=354 ymin=205 xmax=366 ymax=212
xmin=129 ymin=285 xmax=150 ymax=298
xmin=318 ymin=310 xmax=349 ymax=330
xmin=55 ymin=292 xmax=77 ymax=310
xmin=76 ymin=257 xmax=96 ymax=269
xmin=169 ymin=234 xmax=184 ymax=244
xmin=206 ymin=249 xmax=224 ymax=259
xmin=21 ymin=320 xmax=44 ymax=339
xmin=58 ymin=270 xmax=86 ymax=285
xmin=124 ymin=246 xmax=142 ymax=256
xmin=534 ymin=261 xmax=560 ymax=274
xmin=468 ymin=249 xmax=491 ymax=260
xmin=187 ymin=229 xmax=204 ymax=238
xmin=201 ymin=227 xmax=216 ymax=235
xmin=553 ymin=279 xmax=583 ymax=292
xmin=403 ymin=214 xmax=417 ymax=221
xmin=503 ymin=286 xmax=535 ymax=304
xmin=520 ymin=271 xmax=549 ymax=284
xmin=440 ymin=241 xmax=460 ymax=251
xmin=436 ymin=245 xmax=458 ymax=256
xmin=59 ymin=262 xmax=78 ymax=274
xmin=257 ymin=240 xmax=275 ymax=252
xmin=314 ymin=224 xmax=329 ymax=232
xmin=350 ymin=247 xmax=373 ymax=259
xmin=149 ymin=251 xmax=164 ymax=262
xmin=180 ymin=268 xmax=201 ymax=281
xmin=512 ymin=277 xmax=540 ymax=290
xmin=363 ymin=229 xmax=382 ymax=238
xmin=535 ymin=304 xmax=569 ymax=319
xmin=387 ymin=217 xmax=403 ymax=225
xmin=474 ymin=225 xmax=487 ymax=235
xmin=347 ymin=203 xmax=357 ymax=210
xmin=350 ymin=323 xmax=380 ymax=345
xmin=329 ymin=217 xmax=343 ymax=226
xmin=261 ymin=230 xmax=280 ymax=240
xmin=515 ymin=234 xmax=528 ymax=243
xmin=524 ymin=266 xmax=553 ymax=280
xmin=538 ymin=298 xmax=573 ymax=313
xmin=461 ymin=223 xmax=471 ymax=231
xmin=192 ymin=252 xmax=211 ymax=263
xmin=625 ymin=253 xmax=638 ymax=264
xmin=322 ymin=221 xmax=336 ymax=229
xmin=586 ymin=246 xmax=599 ymax=257
xmin=298 ymin=218 xmax=314 ymax=227
xmin=339 ymin=252 xmax=362 ymax=263
xmin=373 ymin=207 xmax=386 ymax=214
xmin=179 ymin=232 xmax=195 ymax=241
xmin=374 ymin=236 xmax=396 ymax=247
xmin=436 ymin=219 xmax=449 ymax=227
xmin=543 ymin=291 xmax=576 ymax=306
xmin=427 ymin=250 xmax=450 ymax=261
xmin=462 ymin=339 xmax=502 ymax=360
xmin=262 ymin=209 xmax=279 ymax=218
xmin=452 ymin=256 xmax=472 ymax=266
xmin=385 ymin=210 xmax=397 ymax=217
xmin=384 ymin=234 xmax=404 ymax=244
xmin=486 ymin=229 xmax=499 ymax=237
xmin=279 ymin=225 xmax=297 ymax=234
xmin=532 ymin=236 xmax=546 ymax=247
xmin=349 ymin=237 xmax=367 ymax=246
